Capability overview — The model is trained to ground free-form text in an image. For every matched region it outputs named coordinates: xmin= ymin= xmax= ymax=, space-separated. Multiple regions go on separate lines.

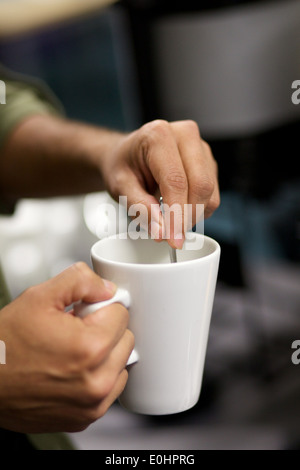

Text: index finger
xmin=40 ymin=262 xmax=117 ymax=310
xmin=142 ymin=120 xmax=188 ymax=248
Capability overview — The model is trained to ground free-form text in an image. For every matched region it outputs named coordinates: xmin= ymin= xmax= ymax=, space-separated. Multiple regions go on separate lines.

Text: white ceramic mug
xmin=75 ymin=233 xmax=220 ymax=415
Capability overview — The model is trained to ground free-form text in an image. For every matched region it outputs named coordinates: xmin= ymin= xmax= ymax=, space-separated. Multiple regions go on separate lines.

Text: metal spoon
xmin=159 ymin=197 xmax=177 ymax=263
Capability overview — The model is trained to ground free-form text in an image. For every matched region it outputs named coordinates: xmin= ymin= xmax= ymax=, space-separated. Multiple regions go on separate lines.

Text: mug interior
xmin=92 ymin=233 xmax=219 ymax=266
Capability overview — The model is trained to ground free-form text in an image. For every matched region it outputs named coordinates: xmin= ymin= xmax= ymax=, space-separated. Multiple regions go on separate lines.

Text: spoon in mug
xmin=159 ymin=197 xmax=177 ymax=264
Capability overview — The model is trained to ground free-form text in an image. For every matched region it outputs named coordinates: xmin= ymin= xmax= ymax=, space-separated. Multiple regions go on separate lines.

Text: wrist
xmin=80 ymin=124 xmax=127 ymax=169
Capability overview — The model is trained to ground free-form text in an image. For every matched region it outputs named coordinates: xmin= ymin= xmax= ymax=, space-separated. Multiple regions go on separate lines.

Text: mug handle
xmin=73 ymin=288 xmax=139 ymax=366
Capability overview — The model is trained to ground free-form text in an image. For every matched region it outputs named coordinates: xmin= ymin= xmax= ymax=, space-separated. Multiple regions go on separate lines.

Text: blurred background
xmin=0 ymin=0 xmax=300 ymax=450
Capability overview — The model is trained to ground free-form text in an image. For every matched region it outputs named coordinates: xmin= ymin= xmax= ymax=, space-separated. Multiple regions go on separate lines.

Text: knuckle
xmin=92 ymin=372 xmax=129 ymax=419
xmin=23 ymin=285 xmax=40 ymax=301
xmin=84 ymin=381 xmax=103 ymax=405
xmin=203 ymin=139 xmax=212 ymax=154
xmin=72 ymin=335 xmax=102 ymax=369
xmin=206 ymin=195 xmax=221 ymax=215
xmin=146 ymin=119 xmax=170 ymax=136
xmin=23 ymin=284 xmax=48 ymax=308
xmin=195 ymin=176 xmax=215 ymax=199
xmin=140 ymin=119 xmax=171 ymax=149
xmin=165 ymin=170 xmax=188 ymax=192
xmin=85 ymin=374 xmax=116 ymax=405
xmin=110 ymin=168 xmax=129 ymax=196
xmin=189 ymin=177 xmax=206 ymax=200
xmin=71 ymin=261 xmax=92 ymax=280
xmin=183 ymin=119 xmax=200 ymax=135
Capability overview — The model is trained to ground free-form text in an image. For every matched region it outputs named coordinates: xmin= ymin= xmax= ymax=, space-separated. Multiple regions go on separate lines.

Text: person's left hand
xmin=99 ymin=120 xmax=220 ymax=249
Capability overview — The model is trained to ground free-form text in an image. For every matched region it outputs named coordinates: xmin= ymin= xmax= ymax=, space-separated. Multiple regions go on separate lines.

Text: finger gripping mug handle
xmin=73 ymin=288 xmax=138 ymax=366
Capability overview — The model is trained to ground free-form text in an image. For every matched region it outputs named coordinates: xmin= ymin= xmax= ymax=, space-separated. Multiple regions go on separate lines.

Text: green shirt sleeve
xmin=0 ymin=65 xmax=64 ymax=150
xmin=0 ymin=80 xmax=62 ymax=149
xmin=0 ymin=64 xmax=65 ymax=214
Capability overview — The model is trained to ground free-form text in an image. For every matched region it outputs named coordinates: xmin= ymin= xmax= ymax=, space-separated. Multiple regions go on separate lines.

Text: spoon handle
xmin=159 ymin=197 xmax=177 ymax=264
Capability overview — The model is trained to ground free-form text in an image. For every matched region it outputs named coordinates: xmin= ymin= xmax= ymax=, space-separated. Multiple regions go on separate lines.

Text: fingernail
xmin=103 ymin=279 xmax=117 ymax=294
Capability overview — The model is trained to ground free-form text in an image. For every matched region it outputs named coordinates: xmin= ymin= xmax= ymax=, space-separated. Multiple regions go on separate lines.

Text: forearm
xmin=0 ymin=114 xmax=126 ymax=200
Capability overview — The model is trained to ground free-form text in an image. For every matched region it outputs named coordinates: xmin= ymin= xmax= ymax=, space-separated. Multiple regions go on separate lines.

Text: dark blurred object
xmin=122 ymin=0 xmax=281 ymax=15
xmin=0 ymin=428 xmax=35 ymax=451
xmin=214 ymin=239 xmax=246 ymax=287
xmin=210 ymin=121 xmax=300 ymax=200
xmin=0 ymin=10 xmax=126 ymax=130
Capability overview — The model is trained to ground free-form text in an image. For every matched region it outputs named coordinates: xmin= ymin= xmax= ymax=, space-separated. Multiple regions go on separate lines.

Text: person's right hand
xmin=0 ymin=263 xmax=134 ymax=433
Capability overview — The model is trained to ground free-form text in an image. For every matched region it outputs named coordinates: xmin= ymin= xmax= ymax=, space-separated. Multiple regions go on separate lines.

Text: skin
xmin=0 ymin=115 xmax=220 ymax=433
xmin=0 ymin=116 xmax=220 ymax=247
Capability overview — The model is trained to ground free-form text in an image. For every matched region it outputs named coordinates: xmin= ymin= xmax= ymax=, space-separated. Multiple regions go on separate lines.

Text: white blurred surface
xmin=0 ymin=195 xmax=97 ymax=298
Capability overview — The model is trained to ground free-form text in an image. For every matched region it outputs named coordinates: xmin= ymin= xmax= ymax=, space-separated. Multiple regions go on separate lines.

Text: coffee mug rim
xmin=91 ymin=233 xmax=220 ymax=269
